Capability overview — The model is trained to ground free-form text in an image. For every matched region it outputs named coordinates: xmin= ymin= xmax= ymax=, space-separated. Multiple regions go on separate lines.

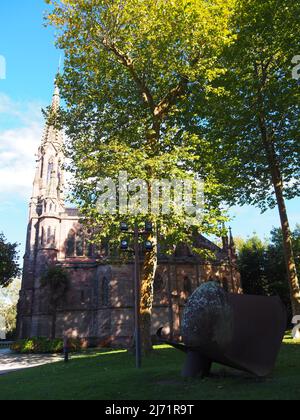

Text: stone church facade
xmin=17 ymin=86 xmax=241 ymax=346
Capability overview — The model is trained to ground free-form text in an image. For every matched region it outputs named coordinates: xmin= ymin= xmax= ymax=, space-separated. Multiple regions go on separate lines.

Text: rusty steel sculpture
xmin=157 ymin=282 xmax=287 ymax=378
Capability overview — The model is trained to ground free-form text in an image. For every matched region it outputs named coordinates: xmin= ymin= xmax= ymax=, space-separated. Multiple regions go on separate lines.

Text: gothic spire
xmin=29 ymin=76 xmax=66 ymax=216
xmin=221 ymin=223 xmax=229 ymax=251
xmin=42 ymin=78 xmax=63 ymax=147
xmin=229 ymin=227 xmax=237 ymax=260
xmin=51 ymin=55 xmax=62 ymax=113
xmin=51 ymin=82 xmax=60 ymax=114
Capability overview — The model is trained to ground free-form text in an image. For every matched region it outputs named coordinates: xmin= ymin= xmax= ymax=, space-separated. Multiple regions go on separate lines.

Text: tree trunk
xmin=259 ymin=114 xmax=300 ymax=316
xmin=139 ymin=124 xmax=160 ymax=353
xmin=267 ymin=142 xmax=300 ymax=317
xmin=275 ymin=188 xmax=300 ymax=317
xmin=140 ymin=231 xmax=158 ymax=354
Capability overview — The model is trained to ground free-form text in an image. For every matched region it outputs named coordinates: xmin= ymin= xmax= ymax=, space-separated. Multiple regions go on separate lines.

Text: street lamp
xmin=120 ymin=222 xmax=129 ymax=232
xmin=145 ymin=221 xmax=153 ymax=233
xmin=120 ymin=221 xmax=154 ymax=369
xmin=145 ymin=240 xmax=154 ymax=252
xmin=120 ymin=239 xmax=129 ymax=251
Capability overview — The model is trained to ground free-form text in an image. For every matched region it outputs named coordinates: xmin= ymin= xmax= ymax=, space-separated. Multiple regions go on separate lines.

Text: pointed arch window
xmin=66 ymin=230 xmax=76 ymax=257
xmin=154 ymin=273 xmax=165 ymax=293
xmin=183 ymin=276 xmax=192 ymax=296
xmin=47 ymin=227 xmax=51 ymax=244
xmin=41 ymin=227 xmax=45 ymax=246
xmin=65 ymin=229 xmax=94 ymax=258
xmin=80 ymin=290 xmax=85 ymax=304
xmin=40 ymin=157 xmax=44 ymax=179
xmin=102 ymin=277 xmax=110 ymax=307
xmin=87 ymin=242 xmax=94 ymax=258
xmin=47 ymin=159 xmax=54 ymax=184
xmin=76 ymin=230 xmax=84 ymax=257
xmin=58 ymin=160 xmax=62 ymax=184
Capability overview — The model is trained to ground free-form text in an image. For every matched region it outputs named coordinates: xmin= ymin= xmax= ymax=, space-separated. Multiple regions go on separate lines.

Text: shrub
xmin=10 ymin=337 xmax=83 ymax=354
xmin=40 ymin=266 xmax=70 ymax=305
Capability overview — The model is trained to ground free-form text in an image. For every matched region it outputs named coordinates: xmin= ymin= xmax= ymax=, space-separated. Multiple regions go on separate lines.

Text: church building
xmin=17 ymin=85 xmax=241 ymax=346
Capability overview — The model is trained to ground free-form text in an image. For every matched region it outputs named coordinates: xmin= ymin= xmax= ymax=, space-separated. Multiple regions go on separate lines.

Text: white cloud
xmin=0 ymin=93 xmax=44 ymax=199
xmin=0 ymin=93 xmax=44 ymax=125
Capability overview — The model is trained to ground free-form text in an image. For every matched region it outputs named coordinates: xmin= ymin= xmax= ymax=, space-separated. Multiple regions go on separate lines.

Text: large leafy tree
xmin=237 ymin=227 xmax=300 ymax=321
xmin=0 ymin=233 xmax=20 ymax=288
xmin=200 ymin=0 xmax=300 ymax=315
xmin=237 ymin=235 xmax=268 ymax=296
xmin=46 ymin=0 xmax=236 ymax=351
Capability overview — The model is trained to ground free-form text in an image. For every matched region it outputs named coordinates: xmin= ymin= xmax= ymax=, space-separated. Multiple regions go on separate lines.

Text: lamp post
xmin=63 ymin=336 xmax=69 ymax=363
xmin=133 ymin=222 xmax=142 ymax=369
xmin=120 ymin=221 xmax=154 ymax=369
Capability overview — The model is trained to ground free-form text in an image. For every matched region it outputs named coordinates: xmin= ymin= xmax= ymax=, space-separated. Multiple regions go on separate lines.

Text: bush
xmin=10 ymin=337 xmax=83 ymax=354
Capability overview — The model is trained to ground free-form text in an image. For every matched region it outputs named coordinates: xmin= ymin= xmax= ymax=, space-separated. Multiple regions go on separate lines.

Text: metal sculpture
xmin=158 ymin=282 xmax=287 ymax=378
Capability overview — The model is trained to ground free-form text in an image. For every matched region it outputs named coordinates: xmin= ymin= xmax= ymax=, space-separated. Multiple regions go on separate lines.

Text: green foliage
xmin=193 ymin=0 xmax=300 ymax=313
xmin=11 ymin=337 xmax=82 ymax=354
xmin=0 ymin=233 xmax=20 ymax=288
xmin=40 ymin=266 xmax=70 ymax=307
xmin=200 ymin=0 xmax=300 ymax=210
xmin=238 ymin=235 xmax=268 ymax=296
xmin=238 ymin=226 xmax=300 ymax=319
xmin=264 ymin=227 xmax=300 ymax=314
xmin=0 ymin=279 xmax=21 ymax=338
xmin=45 ymin=0 xmax=237 ymax=251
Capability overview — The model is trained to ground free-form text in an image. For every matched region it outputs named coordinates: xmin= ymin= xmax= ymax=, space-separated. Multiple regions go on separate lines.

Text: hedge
xmin=10 ymin=337 xmax=83 ymax=354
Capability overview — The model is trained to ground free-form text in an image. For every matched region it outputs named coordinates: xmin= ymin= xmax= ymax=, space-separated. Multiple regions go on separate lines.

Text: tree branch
xmin=102 ymin=37 xmax=199 ymax=126
xmin=154 ymin=77 xmax=189 ymax=120
xmin=154 ymin=52 xmax=201 ymax=121
xmin=102 ymin=37 xmax=156 ymax=112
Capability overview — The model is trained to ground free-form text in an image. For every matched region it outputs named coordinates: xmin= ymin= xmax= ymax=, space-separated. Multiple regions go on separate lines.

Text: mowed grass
xmin=0 ymin=336 xmax=299 ymax=400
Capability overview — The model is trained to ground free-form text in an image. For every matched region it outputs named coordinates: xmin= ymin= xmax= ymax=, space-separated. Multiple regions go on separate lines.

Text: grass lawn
xmin=0 ymin=335 xmax=299 ymax=400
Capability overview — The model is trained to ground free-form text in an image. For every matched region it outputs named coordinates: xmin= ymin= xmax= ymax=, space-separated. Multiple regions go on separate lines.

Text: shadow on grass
xmin=0 ymin=340 xmax=299 ymax=400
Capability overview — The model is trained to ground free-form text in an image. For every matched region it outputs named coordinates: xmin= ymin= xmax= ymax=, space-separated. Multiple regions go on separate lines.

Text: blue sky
xmin=0 ymin=1 xmax=299 ymax=264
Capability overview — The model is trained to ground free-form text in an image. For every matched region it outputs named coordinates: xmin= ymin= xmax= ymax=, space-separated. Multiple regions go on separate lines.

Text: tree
xmin=200 ymin=0 xmax=300 ymax=315
xmin=293 ymin=226 xmax=300 ymax=274
xmin=41 ymin=266 xmax=69 ymax=339
xmin=265 ymin=227 xmax=300 ymax=319
xmin=237 ymin=227 xmax=300 ymax=321
xmin=46 ymin=0 xmax=236 ymax=352
xmin=237 ymin=235 xmax=268 ymax=296
xmin=0 ymin=278 xmax=21 ymax=339
xmin=0 ymin=233 xmax=20 ymax=288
